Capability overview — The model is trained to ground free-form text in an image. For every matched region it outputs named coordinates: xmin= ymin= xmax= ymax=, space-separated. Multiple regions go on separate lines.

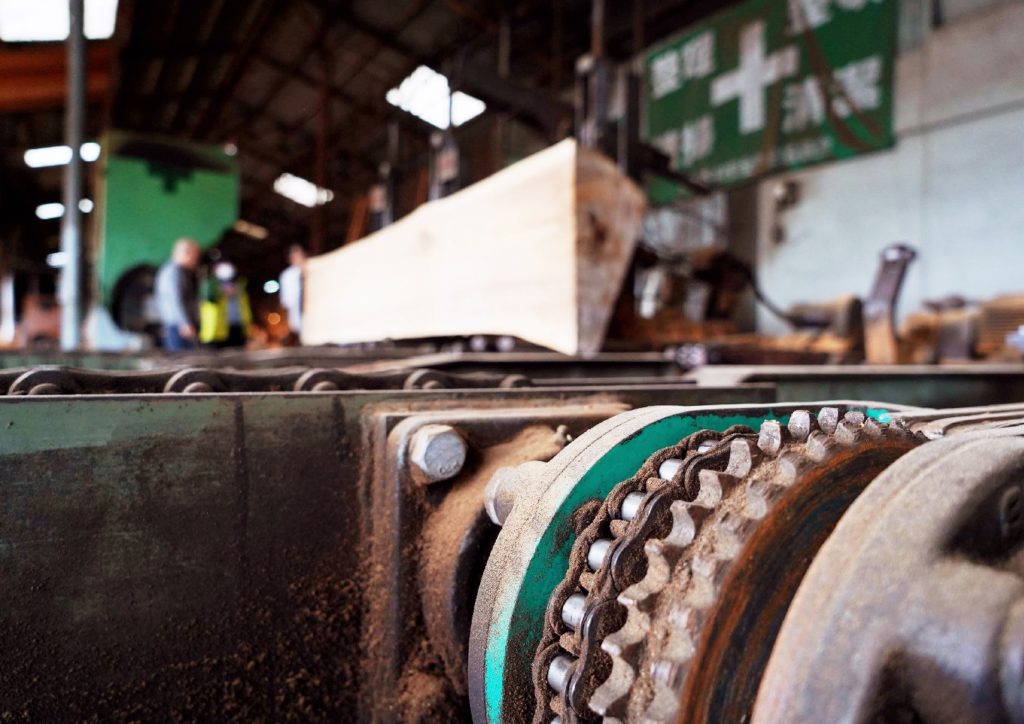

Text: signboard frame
xmin=643 ymin=0 xmax=899 ymax=202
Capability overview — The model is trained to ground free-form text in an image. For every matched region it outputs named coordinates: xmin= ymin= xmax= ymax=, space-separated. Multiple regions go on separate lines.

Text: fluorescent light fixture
xmin=46 ymin=251 xmax=69 ymax=268
xmin=35 ymin=199 xmax=93 ymax=220
xmin=273 ymin=173 xmax=334 ymax=208
xmin=386 ymin=65 xmax=486 ymax=130
xmin=232 ymin=219 xmax=269 ymax=240
xmin=82 ymin=142 xmax=101 ymax=162
xmin=24 ymin=142 xmax=101 ymax=168
xmin=36 ymin=202 xmax=64 ymax=220
xmin=0 ymin=0 xmax=119 ymax=41
xmin=263 ymin=280 xmax=281 ymax=294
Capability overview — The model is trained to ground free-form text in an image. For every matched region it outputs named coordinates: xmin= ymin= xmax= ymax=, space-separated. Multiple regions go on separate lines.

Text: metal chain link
xmin=533 ymin=409 xmax=921 ymax=723
xmin=532 ymin=424 xmax=759 ymax=723
xmin=0 ymin=366 xmax=533 ymax=396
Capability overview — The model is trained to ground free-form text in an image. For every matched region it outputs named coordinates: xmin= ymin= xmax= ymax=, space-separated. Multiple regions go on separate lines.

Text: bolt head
xmin=409 ymin=424 xmax=467 ymax=483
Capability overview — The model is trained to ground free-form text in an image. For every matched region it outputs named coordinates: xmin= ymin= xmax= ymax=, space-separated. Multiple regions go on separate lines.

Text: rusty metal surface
xmin=0 ymin=394 xmax=361 ymax=720
xmin=525 ymin=409 xmax=921 ymax=722
xmin=467 ymin=402 xmax=918 ymax=724
xmin=754 ymin=432 xmax=1024 ymax=723
xmin=0 ymin=379 xmax=763 ymax=722
xmin=15 ymin=356 xmax=1024 ymax=722
xmin=419 ymin=426 xmax=572 ymax=698
xmin=672 ymin=425 xmax=920 ymax=723
xmin=341 ymin=351 xmax=687 ymax=380
xmin=364 ymin=404 xmax=628 ymax=722
xmin=0 ymin=365 xmax=533 ymax=395
xmin=685 ymin=364 xmax=1024 ymax=408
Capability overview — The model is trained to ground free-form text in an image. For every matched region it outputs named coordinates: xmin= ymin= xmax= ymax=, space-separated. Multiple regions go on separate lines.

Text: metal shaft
xmin=59 ymin=0 xmax=86 ymax=350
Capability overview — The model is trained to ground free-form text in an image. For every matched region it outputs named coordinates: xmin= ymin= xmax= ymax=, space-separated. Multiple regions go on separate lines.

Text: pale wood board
xmin=302 ymin=139 xmax=645 ymax=355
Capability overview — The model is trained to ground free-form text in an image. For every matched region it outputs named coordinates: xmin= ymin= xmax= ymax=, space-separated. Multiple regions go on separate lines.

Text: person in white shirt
xmin=278 ymin=243 xmax=307 ymax=341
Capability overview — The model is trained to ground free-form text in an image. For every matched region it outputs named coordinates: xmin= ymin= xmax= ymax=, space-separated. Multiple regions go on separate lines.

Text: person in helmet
xmin=199 ymin=260 xmax=252 ymax=348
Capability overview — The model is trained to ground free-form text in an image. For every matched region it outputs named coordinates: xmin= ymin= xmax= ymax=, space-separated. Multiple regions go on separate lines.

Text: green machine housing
xmin=95 ymin=131 xmax=240 ymax=330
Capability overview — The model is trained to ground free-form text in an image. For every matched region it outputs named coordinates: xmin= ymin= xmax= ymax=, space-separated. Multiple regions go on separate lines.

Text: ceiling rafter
xmin=185 ymin=0 xmax=288 ymax=138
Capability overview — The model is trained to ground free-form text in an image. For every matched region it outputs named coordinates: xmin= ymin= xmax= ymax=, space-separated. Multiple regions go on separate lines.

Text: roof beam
xmin=186 ymin=0 xmax=287 ymax=139
xmin=304 ymin=0 xmax=427 ymax=62
xmin=245 ymin=53 xmax=430 ymax=138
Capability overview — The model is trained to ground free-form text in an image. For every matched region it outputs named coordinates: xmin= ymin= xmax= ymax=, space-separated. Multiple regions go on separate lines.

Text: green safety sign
xmin=645 ymin=0 xmax=897 ymax=200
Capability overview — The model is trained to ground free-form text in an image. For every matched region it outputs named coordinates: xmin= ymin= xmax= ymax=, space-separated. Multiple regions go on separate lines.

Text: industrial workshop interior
xmin=5 ymin=0 xmax=1024 ymax=721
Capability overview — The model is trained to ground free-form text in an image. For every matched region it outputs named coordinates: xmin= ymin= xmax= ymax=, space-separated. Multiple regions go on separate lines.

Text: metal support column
xmin=59 ymin=0 xmax=86 ymax=350
xmin=495 ymin=11 xmax=511 ymax=168
xmin=311 ymin=47 xmax=330 ymax=256
xmin=0 ymin=271 xmax=14 ymax=345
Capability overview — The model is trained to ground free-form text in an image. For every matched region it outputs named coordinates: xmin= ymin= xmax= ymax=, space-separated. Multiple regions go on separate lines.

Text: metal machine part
xmin=469 ymin=402 xmax=1024 ymax=722
xmin=554 ymin=411 xmax=920 ymax=723
xmin=5 ymin=356 xmax=1024 ymax=722
xmin=0 ymin=361 xmax=765 ymax=721
xmin=755 ymin=431 xmax=1024 ymax=723
xmin=467 ymin=402 xmax=919 ymax=723
xmin=863 ymin=243 xmax=917 ymax=364
xmin=0 ymin=364 xmax=534 ymax=395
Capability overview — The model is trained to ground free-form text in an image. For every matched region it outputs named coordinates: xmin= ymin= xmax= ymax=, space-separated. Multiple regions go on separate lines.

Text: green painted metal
xmin=96 ymin=131 xmax=239 ymax=305
xmin=0 ymin=351 xmax=149 ymax=371
xmin=867 ymin=407 xmax=891 ymax=423
xmin=644 ymin=0 xmax=897 ymax=202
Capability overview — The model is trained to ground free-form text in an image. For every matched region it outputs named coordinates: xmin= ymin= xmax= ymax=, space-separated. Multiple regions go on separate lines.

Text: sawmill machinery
xmin=2 ymin=356 xmax=1024 ymax=722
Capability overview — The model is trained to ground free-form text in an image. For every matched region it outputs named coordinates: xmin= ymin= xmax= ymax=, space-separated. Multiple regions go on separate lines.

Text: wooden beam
xmin=216 ymin=18 xmax=330 ymax=143
xmin=303 ymin=140 xmax=646 ymax=355
xmin=185 ymin=0 xmax=286 ymax=138
xmin=0 ymin=43 xmax=115 ymax=113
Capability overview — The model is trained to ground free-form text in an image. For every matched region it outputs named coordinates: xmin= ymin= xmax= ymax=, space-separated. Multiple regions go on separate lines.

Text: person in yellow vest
xmin=199 ymin=261 xmax=252 ymax=348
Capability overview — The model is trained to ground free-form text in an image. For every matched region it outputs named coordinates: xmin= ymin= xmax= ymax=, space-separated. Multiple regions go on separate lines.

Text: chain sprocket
xmin=532 ymin=408 xmax=923 ymax=723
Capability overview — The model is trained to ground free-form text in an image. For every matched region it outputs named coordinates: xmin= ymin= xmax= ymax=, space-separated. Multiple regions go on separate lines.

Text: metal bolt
xmin=485 ymin=460 xmax=547 ymax=526
xmin=408 ymin=424 xmax=468 ymax=484
xmin=552 ymin=424 xmax=572 ymax=447
xmin=547 ymin=654 xmax=574 ymax=694
xmin=485 ymin=467 xmax=521 ymax=525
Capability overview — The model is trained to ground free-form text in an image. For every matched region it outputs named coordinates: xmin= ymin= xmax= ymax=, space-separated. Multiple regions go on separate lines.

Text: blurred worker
xmin=279 ymin=243 xmax=307 ymax=341
xmin=155 ymin=238 xmax=201 ymax=351
xmin=200 ymin=261 xmax=252 ymax=348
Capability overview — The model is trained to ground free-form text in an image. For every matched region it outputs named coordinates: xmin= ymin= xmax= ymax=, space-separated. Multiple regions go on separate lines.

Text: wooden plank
xmin=0 ymin=43 xmax=113 ymax=112
xmin=302 ymin=139 xmax=645 ymax=355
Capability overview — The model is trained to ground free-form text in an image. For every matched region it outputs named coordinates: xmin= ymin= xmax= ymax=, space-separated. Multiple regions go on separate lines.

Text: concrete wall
xmin=756 ymin=0 xmax=1024 ymax=333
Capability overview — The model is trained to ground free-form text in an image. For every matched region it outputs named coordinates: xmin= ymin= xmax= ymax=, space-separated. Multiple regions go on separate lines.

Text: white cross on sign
xmin=711 ymin=21 xmax=798 ymax=134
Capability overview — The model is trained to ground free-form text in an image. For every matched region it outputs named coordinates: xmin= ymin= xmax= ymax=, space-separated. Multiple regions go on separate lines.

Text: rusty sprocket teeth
xmin=593 ymin=437 xmax=766 ymax=721
xmin=590 ymin=472 xmax=723 ymax=719
xmin=547 ymin=409 xmax=913 ymax=722
xmin=632 ymin=409 xmax=912 ymax=723
xmin=817 ymin=406 xmax=840 ymax=434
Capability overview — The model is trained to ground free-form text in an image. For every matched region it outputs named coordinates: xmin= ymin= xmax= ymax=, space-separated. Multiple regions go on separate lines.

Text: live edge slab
xmin=302 ymin=139 xmax=646 ymax=356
